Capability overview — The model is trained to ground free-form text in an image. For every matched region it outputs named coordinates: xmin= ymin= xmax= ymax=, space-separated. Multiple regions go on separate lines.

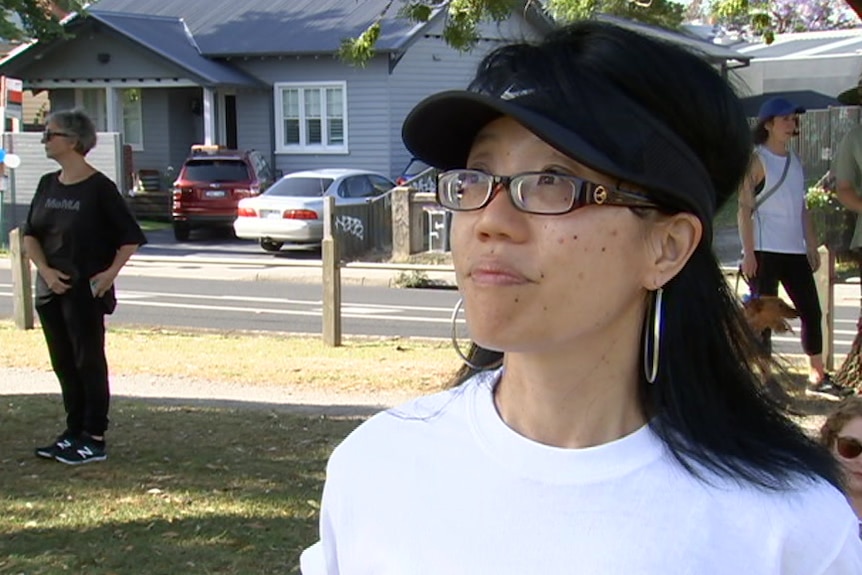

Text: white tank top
xmin=752 ymin=146 xmax=807 ymax=254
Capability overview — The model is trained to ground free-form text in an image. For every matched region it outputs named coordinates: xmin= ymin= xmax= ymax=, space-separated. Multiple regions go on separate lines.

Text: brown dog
xmin=743 ymin=296 xmax=799 ymax=334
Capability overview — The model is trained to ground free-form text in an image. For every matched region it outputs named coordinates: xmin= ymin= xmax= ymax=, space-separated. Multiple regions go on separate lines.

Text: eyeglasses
xmin=42 ymin=130 xmax=72 ymax=141
xmin=436 ymin=169 xmax=659 ymax=215
xmin=836 ymin=436 xmax=862 ymax=459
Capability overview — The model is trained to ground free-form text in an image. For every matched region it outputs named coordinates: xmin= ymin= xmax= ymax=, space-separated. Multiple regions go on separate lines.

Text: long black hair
xmin=451 ymin=21 xmax=841 ymax=491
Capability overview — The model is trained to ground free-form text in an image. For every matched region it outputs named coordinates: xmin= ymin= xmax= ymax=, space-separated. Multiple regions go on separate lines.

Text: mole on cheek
xmin=514 ymin=297 xmax=520 ymax=304
xmin=572 ymin=235 xmax=579 ymax=241
xmin=601 ymin=247 xmax=606 ymax=252
xmin=610 ymin=229 xmax=618 ymax=237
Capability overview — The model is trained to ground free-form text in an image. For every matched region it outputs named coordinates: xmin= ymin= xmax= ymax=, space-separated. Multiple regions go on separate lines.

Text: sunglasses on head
xmin=42 ymin=129 xmax=72 ymax=141
xmin=836 ymin=436 xmax=862 ymax=459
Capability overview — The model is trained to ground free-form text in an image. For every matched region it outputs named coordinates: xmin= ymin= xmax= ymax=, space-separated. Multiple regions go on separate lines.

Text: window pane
xmin=307 ymin=119 xmax=322 ymax=144
xmin=284 ymin=119 xmax=300 ymax=145
xmin=326 ymin=88 xmax=343 ymax=117
xmin=264 ymin=177 xmax=334 ymax=197
xmin=183 ymin=159 xmax=250 ymax=182
xmin=282 ymin=89 xmax=299 ymax=117
xmin=328 ymin=118 xmax=343 ymax=145
xmin=304 ymin=89 xmax=321 ymax=117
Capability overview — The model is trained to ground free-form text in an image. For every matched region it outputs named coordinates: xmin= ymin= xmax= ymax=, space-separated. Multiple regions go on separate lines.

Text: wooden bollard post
xmin=9 ymin=227 xmax=34 ymax=330
xmin=322 ymin=196 xmax=342 ymax=347
xmin=814 ymin=245 xmax=834 ymax=371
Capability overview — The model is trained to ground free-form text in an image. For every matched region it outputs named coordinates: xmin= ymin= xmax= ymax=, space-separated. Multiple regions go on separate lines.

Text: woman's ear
xmin=644 ymin=213 xmax=701 ymax=288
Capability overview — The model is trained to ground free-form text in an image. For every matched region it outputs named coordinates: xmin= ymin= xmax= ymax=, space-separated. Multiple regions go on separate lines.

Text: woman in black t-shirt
xmin=22 ymin=109 xmax=147 ymax=465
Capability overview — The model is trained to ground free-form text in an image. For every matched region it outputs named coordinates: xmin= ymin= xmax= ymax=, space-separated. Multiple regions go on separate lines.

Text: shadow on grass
xmin=0 ymin=395 xmax=363 ymax=574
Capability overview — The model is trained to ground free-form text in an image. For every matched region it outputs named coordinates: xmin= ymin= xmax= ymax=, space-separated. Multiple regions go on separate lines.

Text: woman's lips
xmin=468 ymin=262 xmax=530 ymax=286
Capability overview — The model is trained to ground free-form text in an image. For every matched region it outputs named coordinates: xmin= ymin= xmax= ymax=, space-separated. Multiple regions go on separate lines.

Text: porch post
xmin=203 ymin=87 xmax=216 ymax=145
xmin=105 ymin=87 xmax=119 ymax=132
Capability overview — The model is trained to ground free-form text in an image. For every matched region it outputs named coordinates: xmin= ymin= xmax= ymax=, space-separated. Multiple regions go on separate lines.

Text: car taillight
xmin=284 ymin=210 xmax=318 ymax=220
xmin=172 ymin=187 xmax=191 ymax=199
xmin=237 ymin=207 xmax=257 ymax=217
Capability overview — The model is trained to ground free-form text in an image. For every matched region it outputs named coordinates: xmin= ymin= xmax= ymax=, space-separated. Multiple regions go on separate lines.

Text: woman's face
xmin=834 ymin=416 xmax=862 ymax=497
xmin=450 ymin=116 xmax=657 ymax=357
xmin=765 ymin=114 xmax=798 ymax=143
xmin=42 ymin=121 xmax=77 ymax=160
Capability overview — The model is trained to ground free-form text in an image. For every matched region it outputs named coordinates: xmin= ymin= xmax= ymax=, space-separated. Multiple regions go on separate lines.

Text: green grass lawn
xmin=0 ymin=395 xmax=361 ymax=575
xmin=136 ymin=219 xmax=171 ymax=232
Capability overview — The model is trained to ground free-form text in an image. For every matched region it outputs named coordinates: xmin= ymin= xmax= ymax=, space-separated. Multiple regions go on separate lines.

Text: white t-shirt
xmin=301 ymin=370 xmax=862 ymax=574
xmin=752 ymin=146 xmax=808 ymax=254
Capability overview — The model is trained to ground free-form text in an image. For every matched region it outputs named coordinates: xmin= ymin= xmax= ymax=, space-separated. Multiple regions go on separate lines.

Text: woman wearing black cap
xmin=738 ymin=97 xmax=848 ymax=399
xmin=301 ymin=22 xmax=861 ymax=574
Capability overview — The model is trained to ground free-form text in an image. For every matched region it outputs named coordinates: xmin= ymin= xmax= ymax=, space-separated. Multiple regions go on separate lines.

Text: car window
xmin=368 ymin=175 xmax=395 ymax=195
xmin=264 ymin=177 xmax=334 ymax=197
xmin=403 ymin=158 xmax=430 ymax=178
xmin=184 ymin=159 xmax=250 ymax=182
xmin=339 ymin=176 xmax=376 ymax=198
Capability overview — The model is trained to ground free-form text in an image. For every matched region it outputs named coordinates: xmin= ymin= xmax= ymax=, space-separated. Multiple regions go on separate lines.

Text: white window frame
xmin=74 ymin=88 xmax=144 ymax=151
xmin=274 ymin=81 xmax=348 ymax=154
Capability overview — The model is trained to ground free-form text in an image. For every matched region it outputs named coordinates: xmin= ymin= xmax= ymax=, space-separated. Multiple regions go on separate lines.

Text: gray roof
xmin=597 ymin=15 xmax=751 ymax=68
xmin=737 ymin=29 xmax=862 ymax=60
xmin=90 ymin=12 xmax=262 ymax=86
xmin=90 ymin=0 xmax=424 ymax=56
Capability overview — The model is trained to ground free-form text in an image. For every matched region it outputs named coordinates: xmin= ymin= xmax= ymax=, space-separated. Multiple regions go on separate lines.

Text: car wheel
xmin=260 ymin=239 xmax=283 ymax=252
xmin=173 ymin=222 xmax=191 ymax=241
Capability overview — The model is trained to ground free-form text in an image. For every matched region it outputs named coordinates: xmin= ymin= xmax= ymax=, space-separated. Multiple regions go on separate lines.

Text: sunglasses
xmin=42 ymin=129 xmax=72 ymax=141
xmin=836 ymin=436 xmax=862 ymax=459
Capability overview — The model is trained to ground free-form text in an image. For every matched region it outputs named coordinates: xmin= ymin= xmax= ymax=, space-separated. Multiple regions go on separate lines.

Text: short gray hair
xmin=46 ymin=109 xmax=97 ymax=155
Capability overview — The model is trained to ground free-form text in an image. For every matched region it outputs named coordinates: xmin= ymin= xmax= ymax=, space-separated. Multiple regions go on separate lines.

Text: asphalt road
xmin=0 ymin=271 xmax=461 ymax=339
xmin=0 ymin=268 xmax=860 ymax=359
xmin=1 ymin=226 xmax=860 ymax=357
xmin=137 ymin=227 xmax=323 ymax=259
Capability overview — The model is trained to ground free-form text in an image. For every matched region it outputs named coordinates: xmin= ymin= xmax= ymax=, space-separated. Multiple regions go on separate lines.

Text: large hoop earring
xmin=643 ymin=287 xmax=664 ymax=384
xmin=450 ymin=298 xmax=484 ymax=371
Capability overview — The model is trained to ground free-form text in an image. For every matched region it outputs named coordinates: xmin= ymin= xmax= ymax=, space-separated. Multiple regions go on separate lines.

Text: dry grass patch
xmin=0 ymin=321 xmax=460 ymax=396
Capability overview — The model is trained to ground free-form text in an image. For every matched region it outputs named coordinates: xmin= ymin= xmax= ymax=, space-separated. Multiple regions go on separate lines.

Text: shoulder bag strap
xmin=753 ymin=153 xmax=792 ymax=213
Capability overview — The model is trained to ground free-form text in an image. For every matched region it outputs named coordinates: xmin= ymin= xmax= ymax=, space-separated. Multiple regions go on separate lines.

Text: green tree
xmin=0 ymin=0 xmax=85 ymax=42
xmin=341 ymin=0 xmax=686 ymax=65
xmin=711 ymin=0 xmax=860 ymax=44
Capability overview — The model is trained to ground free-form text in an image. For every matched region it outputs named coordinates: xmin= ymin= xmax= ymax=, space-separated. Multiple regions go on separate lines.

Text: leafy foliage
xmin=0 ymin=0 xmax=85 ymax=42
xmin=547 ymin=0 xmax=685 ymax=28
xmin=342 ymin=0 xmax=687 ymax=65
xmin=711 ymin=0 xmax=861 ymax=44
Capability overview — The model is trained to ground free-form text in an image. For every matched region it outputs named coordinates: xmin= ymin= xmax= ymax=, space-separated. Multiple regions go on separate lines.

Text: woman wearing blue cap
xmin=738 ymin=96 xmax=848 ymax=398
xmin=301 ymin=23 xmax=861 ymax=574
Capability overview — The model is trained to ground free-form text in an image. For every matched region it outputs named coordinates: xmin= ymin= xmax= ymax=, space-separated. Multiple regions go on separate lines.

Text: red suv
xmin=171 ymin=145 xmax=274 ymax=241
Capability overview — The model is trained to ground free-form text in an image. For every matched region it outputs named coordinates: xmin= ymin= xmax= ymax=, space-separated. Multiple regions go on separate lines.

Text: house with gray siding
xmin=0 ymin=0 xmax=551 ymax=187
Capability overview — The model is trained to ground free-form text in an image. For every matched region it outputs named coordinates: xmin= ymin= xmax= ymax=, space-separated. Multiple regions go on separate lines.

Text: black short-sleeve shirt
xmin=22 ymin=171 xmax=148 ymax=303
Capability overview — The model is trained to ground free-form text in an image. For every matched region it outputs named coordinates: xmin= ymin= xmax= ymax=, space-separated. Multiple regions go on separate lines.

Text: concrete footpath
xmin=0 ymin=253 xmax=458 ymax=287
